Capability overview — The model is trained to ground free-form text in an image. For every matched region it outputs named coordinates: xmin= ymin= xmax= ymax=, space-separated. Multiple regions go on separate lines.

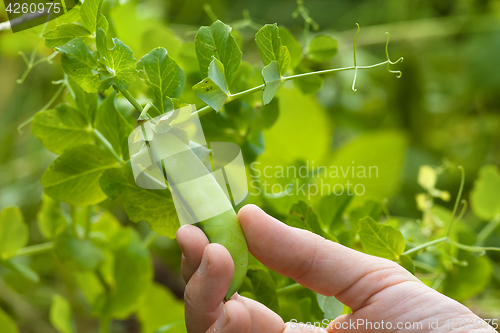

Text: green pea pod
xmin=149 ymin=129 xmax=248 ymax=300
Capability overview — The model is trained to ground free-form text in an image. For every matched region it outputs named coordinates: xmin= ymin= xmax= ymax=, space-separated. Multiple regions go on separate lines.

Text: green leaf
xmin=95 ymin=29 xmax=137 ymax=91
xmin=94 ymin=228 xmax=152 ymax=318
xmin=44 ymin=23 xmax=92 ymax=49
xmin=95 ymin=91 xmax=134 ymax=160
xmin=247 ymin=267 xmax=279 ymax=313
xmin=195 ymin=20 xmax=242 ymax=85
xmin=287 ymin=200 xmax=337 ymax=242
xmin=307 ymin=35 xmax=338 ymax=63
xmin=193 ymin=58 xmax=229 ymax=111
xmin=79 ymin=0 xmax=108 ymax=34
xmin=316 ymin=294 xmax=344 ymax=320
xmin=57 ymin=38 xmax=101 ymax=93
xmin=261 ymin=61 xmax=281 ymax=105
xmin=358 ymin=216 xmax=405 ymax=261
xmin=279 ymin=27 xmax=302 ymax=68
xmin=255 ymin=24 xmax=291 ymax=76
xmin=0 ymin=307 xmax=19 ymax=333
xmin=37 ymin=195 xmax=67 ymax=240
xmin=99 ymin=164 xmax=180 ymax=238
xmin=137 ymin=47 xmax=185 ymax=114
xmin=348 ymin=200 xmax=381 ymax=231
xmin=41 ymin=145 xmax=119 ymax=206
xmin=0 ymin=207 xmax=28 ymax=260
xmin=470 ymin=165 xmax=500 ymax=221
xmin=137 ymin=283 xmax=185 ymax=333
xmin=54 ymin=230 xmax=105 ymax=270
xmin=50 ymin=295 xmax=77 ymax=333
xmin=32 ymin=104 xmax=95 ymax=155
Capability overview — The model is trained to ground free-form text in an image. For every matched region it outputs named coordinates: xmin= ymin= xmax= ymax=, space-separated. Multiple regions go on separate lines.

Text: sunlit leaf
xmin=195 ymin=20 xmax=242 ymax=85
xmin=41 ymin=145 xmax=119 ymax=206
xmin=255 ymin=24 xmax=291 ymax=76
xmin=358 ymin=216 xmax=405 ymax=261
xmin=57 ymin=38 xmax=101 ymax=93
xmin=0 ymin=307 xmax=19 ymax=333
xmin=44 ymin=23 xmax=92 ymax=49
xmin=137 ymin=47 xmax=185 ymax=113
xmin=32 ymin=104 xmax=95 ymax=155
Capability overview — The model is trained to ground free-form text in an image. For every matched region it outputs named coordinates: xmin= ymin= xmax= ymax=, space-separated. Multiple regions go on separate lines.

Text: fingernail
xmin=214 ymin=304 xmax=228 ymax=331
xmin=198 ymin=247 xmax=210 ymax=275
xmin=229 ymin=292 xmax=244 ymax=303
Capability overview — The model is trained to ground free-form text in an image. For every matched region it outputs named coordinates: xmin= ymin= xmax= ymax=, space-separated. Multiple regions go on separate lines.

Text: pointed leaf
xmin=95 ymin=29 xmax=137 ymax=91
xmin=69 ymin=78 xmax=98 ymax=125
xmin=261 ymin=61 xmax=281 ymax=105
xmin=255 ymin=24 xmax=291 ymax=76
xmin=0 ymin=207 xmax=28 ymax=260
xmin=57 ymin=38 xmax=101 ymax=93
xmin=32 ymin=104 xmax=95 ymax=155
xmin=137 ymin=47 xmax=185 ymax=114
xmin=44 ymin=23 xmax=92 ymax=49
xmin=41 ymin=145 xmax=119 ymax=206
xmin=195 ymin=20 xmax=242 ymax=85
xmin=193 ymin=58 xmax=229 ymax=111
xmin=358 ymin=216 xmax=405 ymax=261
xmin=288 ymin=200 xmax=337 ymax=242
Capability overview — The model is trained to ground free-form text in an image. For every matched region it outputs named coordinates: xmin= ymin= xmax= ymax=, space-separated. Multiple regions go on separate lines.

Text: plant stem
xmin=120 ymin=88 xmax=143 ymax=112
xmin=16 ymin=242 xmax=54 ymax=257
xmin=402 ymin=237 xmax=448 ymax=256
xmin=276 ymin=282 xmax=304 ymax=296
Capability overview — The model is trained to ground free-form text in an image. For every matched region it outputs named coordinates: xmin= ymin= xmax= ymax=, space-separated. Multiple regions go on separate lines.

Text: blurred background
xmin=1 ymin=0 xmax=500 ymax=332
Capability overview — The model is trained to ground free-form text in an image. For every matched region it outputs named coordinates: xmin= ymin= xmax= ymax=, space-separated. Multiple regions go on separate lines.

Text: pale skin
xmin=176 ymin=204 xmax=496 ymax=333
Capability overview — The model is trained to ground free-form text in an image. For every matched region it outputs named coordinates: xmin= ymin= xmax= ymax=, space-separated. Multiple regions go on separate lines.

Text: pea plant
xmin=1 ymin=0 xmax=500 ymax=332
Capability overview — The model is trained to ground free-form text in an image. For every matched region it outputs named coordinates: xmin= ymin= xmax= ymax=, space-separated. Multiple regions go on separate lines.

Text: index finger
xmin=237 ymin=205 xmax=419 ymax=311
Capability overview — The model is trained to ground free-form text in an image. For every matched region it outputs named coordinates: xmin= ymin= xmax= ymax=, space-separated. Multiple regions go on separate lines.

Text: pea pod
xmin=148 ymin=129 xmax=248 ymax=300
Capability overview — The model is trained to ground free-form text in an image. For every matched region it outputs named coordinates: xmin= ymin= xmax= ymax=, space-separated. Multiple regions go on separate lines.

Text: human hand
xmin=176 ymin=204 xmax=496 ymax=333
